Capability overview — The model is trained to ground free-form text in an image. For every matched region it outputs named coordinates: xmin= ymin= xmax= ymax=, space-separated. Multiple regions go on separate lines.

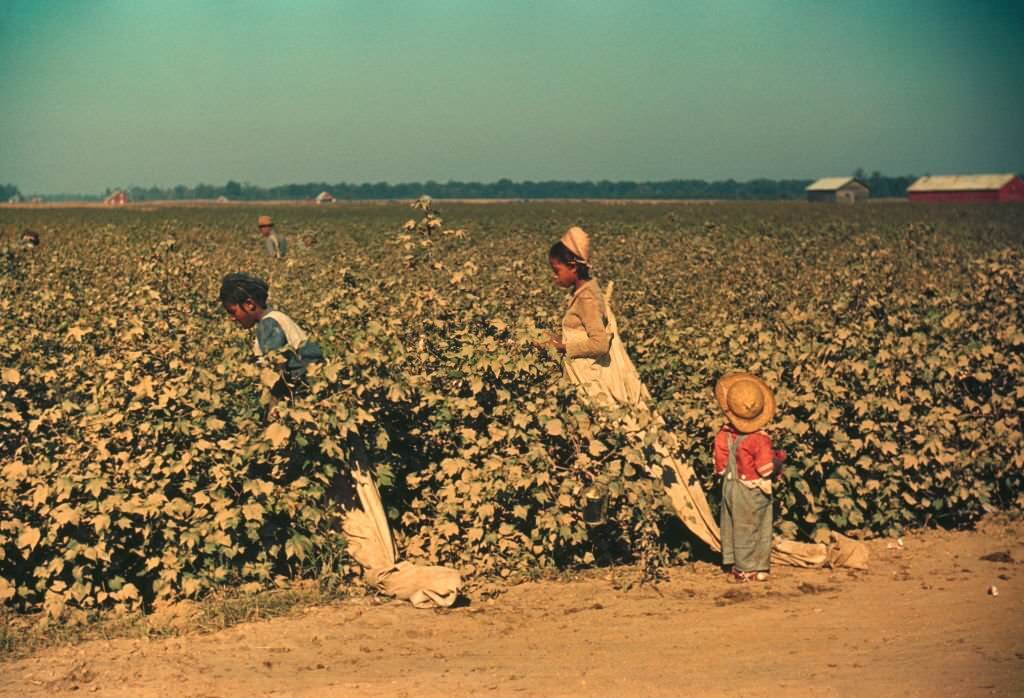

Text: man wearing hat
xmin=258 ymin=215 xmax=287 ymax=258
xmin=713 ymin=373 xmax=786 ymax=582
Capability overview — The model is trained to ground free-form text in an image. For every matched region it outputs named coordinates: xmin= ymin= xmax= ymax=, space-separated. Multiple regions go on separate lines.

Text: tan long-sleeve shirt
xmin=563 ymin=279 xmax=612 ymax=359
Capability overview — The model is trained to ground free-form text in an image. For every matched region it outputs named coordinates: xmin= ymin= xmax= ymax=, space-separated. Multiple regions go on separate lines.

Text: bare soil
xmin=3 ymin=518 xmax=1022 ymax=697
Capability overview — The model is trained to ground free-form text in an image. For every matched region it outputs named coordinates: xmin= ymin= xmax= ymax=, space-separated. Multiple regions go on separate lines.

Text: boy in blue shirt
xmin=219 ymin=272 xmax=322 ymax=398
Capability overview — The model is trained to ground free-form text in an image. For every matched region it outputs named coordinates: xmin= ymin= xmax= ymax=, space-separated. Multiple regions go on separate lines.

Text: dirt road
xmin=3 ymin=518 xmax=1022 ymax=697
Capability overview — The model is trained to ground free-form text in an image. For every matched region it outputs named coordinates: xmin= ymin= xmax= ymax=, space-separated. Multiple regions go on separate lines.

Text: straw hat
xmin=257 ymin=215 xmax=273 ymax=227
xmin=715 ymin=373 xmax=776 ymax=433
xmin=561 ymin=226 xmax=590 ymax=263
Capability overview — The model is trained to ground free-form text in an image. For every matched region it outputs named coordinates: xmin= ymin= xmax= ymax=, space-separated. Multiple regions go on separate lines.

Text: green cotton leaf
xmin=2 ymin=461 xmax=28 ymax=482
xmin=264 ymin=422 xmax=291 ymax=449
xmin=441 ymin=458 xmax=469 ymax=476
xmin=260 ymin=367 xmax=281 ymax=388
xmin=285 ymin=533 xmax=312 ymax=562
xmin=16 ymin=526 xmax=41 ymax=551
xmin=215 ymin=508 xmax=238 ymax=529
xmin=85 ymin=478 xmax=106 ymax=497
xmin=0 ymin=577 xmax=16 ymax=603
xmin=825 ymin=479 xmax=846 ymax=496
xmin=112 ymin=583 xmax=140 ymax=601
xmin=92 ymin=513 xmax=111 ymax=533
xmin=241 ymin=502 xmax=265 ymax=522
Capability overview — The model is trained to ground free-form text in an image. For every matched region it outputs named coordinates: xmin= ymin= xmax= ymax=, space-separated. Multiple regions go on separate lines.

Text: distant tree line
xmin=3 ymin=171 xmax=944 ymax=202
xmin=93 ymin=172 xmax=918 ymax=202
xmin=852 ymin=169 xmax=918 ymax=199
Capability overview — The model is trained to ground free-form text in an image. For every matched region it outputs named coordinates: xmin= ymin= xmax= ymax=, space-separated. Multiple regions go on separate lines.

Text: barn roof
xmin=907 ymin=174 xmax=1017 ymax=192
xmin=316 ymin=191 xmax=334 ymax=199
xmin=805 ymin=177 xmax=866 ymax=192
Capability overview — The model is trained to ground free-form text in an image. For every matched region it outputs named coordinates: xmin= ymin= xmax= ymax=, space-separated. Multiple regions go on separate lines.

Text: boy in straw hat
xmin=713 ymin=373 xmax=786 ymax=582
xmin=258 ymin=215 xmax=287 ymax=258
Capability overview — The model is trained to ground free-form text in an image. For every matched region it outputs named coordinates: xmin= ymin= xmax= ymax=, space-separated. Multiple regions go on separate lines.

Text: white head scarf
xmin=561 ymin=226 xmax=591 ymax=264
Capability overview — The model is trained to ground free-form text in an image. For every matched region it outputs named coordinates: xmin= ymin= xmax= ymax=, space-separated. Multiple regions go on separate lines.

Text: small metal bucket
xmin=582 ymin=485 xmax=609 ymax=527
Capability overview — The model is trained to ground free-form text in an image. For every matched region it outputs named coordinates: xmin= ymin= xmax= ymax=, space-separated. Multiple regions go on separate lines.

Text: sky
xmin=1 ymin=0 xmax=1023 ymax=194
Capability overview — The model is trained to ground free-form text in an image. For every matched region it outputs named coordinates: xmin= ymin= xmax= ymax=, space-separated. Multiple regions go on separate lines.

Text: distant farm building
xmin=104 ymin=190 xmax=129 ymax=206
xmin=216 ymin=195 xmax=230 ymax=203
xmin=805 ymin=177 xmax=870 ymax=204
xmin=906 ymin=174 xmax=1024 ymax=203
xmin=7 ymin=194 xmax=22 ymax=204
xmin=315 ymin=191 xmax=336 ymax=204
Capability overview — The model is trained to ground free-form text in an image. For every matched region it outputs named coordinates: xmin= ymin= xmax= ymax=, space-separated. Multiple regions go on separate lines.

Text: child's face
xmin=259 ymin=225 xmax=273 ymax=238
xmin=223 ymin=299 xmax=263 ymax=329
xmin=549 ymin=257 xmax=578 ymax=288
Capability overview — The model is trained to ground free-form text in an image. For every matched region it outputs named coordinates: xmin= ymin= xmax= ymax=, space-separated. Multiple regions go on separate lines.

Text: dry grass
xmin=0 ymin=581 xmax=351 ymax=660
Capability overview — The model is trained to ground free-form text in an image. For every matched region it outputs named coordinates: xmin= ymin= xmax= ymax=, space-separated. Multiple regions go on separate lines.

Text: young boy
xmin=219 ymin=272 xmax=462 ymax=608
xmin=713 ymin=373 xmax=786 ymax=582
xmin=257 ymin=215 xmax=287 ymax=258
xmin=219 ymin=272 xmax=322 ymax=399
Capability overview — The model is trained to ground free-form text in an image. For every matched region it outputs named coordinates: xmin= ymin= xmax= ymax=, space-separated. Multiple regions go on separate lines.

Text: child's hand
xmin=772 ymin=450 xmax=787 ymax=479
xmin=532 ymin=333 xmax=565 ymax=354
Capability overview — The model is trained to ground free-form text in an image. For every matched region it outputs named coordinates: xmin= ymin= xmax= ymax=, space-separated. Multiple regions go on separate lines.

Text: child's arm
xmin=749 ymin=433 xmax=775 ymax=479
xmin=256 ymin=318 xmax=288 ymax=355
xmin=713 ymin=428 xmax=730 ymax=475
xmin=772 ymin=449 xmax=787 ymax=479
xmin=564 ymin=292 xmax=611 ymax=359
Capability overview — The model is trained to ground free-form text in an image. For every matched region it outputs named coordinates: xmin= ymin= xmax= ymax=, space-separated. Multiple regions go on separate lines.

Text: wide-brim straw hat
xmin=561 ymin=226 xmax=590 ymax=263
xmin=715 ymin=372 xmax=776 ymax=433
xmin=258 ymin=215 xmax=273 ymax=227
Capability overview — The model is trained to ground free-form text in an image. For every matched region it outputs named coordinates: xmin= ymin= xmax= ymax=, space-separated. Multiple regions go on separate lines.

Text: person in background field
xmin=258 ymin=215 xmax=287 ymax=258
xmin=713 ymin=373 xmax=787 ymax=583
xmin=20 ymin=229 xmax=39 ymax=248
xmin=218 ymin=272 xmax=321 ymax=403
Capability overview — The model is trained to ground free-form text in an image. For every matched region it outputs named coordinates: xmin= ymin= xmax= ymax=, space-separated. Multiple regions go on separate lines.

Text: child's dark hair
xmin=548 ymin=241 xmax=591 ymax=280
xmin=219 ymin=272 xmax=269 ymax=308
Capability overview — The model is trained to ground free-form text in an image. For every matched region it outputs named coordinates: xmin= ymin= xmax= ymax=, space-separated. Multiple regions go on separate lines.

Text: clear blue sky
xmin=2 ymin=0 xmax=1022 ymax=194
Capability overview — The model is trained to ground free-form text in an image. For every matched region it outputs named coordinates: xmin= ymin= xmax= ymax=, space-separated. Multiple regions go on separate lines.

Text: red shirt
xmin=714 ymin=425 xmax=775 ymax=482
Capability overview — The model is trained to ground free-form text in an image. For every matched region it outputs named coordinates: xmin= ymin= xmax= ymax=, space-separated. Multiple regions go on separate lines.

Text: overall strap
xmin=726 ymin=433 xmax=747 ymax=479
xmin=263 ymin=310 xmax=309 ymax=350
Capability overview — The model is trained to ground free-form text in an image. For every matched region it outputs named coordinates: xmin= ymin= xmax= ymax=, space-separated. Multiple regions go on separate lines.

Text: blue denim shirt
xmin=255 ymin=316 xmax=323 ymax=382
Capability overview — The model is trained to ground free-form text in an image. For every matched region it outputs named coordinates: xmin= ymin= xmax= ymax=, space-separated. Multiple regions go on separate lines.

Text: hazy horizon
xmin=3 ymin=0 xmax=1023 ymax=195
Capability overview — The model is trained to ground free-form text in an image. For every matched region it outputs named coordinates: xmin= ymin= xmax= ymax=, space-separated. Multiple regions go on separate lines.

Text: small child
xmin=713 ymin=373 xmax=786 ymax=582
xmin=257 ymin=215 xmax=287 ymax=258
xmin=218 ymin=272 xmax=322 ymax=401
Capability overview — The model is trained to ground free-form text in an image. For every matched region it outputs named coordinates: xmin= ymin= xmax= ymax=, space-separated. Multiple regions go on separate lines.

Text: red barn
xmin=907 ymin=174 xmax=1024 ymax=203
xmin=103 ymin=190 xmax=129 ymax=206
